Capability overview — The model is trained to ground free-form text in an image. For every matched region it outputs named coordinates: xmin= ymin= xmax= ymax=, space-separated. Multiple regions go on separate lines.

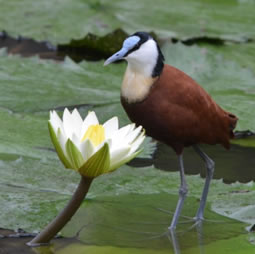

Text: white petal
xmin=57 ymin=129 xmax=68 ymax=158
xmin=49 ymin=110 xmax=63 ymax=133
xmin=63 ymin=108 xmax=75 ymax=139
xmin=124 ymin=126 xmax=143 ymax=144
xmin=109 ymin=151 xmax=140 ymax=171
xmin=80 ymin=138 xmax=95 ymax=161
xmin=103 ymin=117 xmax=119 ymax=139
xmin=128 ymin=133 xmax=146 ymax=155
xmin=125 ymin=123 xmax=136 ymax=135
xmin=71 ymin=133 xmax=81 ymax=151
xmin=110 ymin=145 xmax=131 ymax=167
xmin=106 ymin=139 xmax=112 ymax=149
xmin=94 ymin=140 xmax=106 ymax=153
xmin=71 ymin=109 xmax=83 ymax=137
xmin=110 ymin=124 xmax=135 ymax=147
xmin=80 ymin=111 xmax=99 ymax=138
xmin=110 ymin=146 xmax=130 ymax=169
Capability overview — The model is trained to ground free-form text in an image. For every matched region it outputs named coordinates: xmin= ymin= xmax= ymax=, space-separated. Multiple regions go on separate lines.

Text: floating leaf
xmin=0 ymin=0 xmax=254 ymax=43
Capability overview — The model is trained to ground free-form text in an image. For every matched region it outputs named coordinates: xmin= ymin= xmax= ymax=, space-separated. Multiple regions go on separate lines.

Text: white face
xmin=125 ymin=39 xmax=158 ymax=77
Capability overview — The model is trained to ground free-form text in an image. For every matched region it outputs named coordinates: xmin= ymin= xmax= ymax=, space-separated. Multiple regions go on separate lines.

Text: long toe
xmin=193 ymin=215 xmax=204 ymax=222
xmin=193 ymin=216 xmax=227 ymax=224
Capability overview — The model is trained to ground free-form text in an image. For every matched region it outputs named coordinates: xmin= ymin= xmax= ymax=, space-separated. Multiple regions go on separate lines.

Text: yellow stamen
xmin=81 ymin=124 xmax=105 ymax=146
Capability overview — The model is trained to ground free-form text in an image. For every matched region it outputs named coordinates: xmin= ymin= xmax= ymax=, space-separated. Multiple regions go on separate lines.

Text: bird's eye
xmin=133 ymin=43 xmax=140 ymax=50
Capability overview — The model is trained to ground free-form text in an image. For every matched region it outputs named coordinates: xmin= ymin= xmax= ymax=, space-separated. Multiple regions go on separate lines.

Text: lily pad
xmin=58 ymin=29 xmax=129 ymax=62
xmin=62 ymin=193 xmax=245 ymax=249
xmin=0 ymin=21 xmax=255 ymax=254
xmin=0 ymin=0 xmax=255 ymax=44
xmin=0 ymin=41 xmax=255 ymax=236
xmin=1 ymin=41 xmax=255 ymax=131
xmin=0 ymin=49 xmax=123 ymax=113
xmin=204 ymin=42 xmax=255 ymax=73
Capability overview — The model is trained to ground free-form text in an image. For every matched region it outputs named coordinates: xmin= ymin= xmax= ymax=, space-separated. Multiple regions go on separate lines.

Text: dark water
xmin=131 ymin=143 xmax=255 ymax=184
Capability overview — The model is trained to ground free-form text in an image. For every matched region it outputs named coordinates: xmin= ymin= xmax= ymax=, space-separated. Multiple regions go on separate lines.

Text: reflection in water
xmin=1 ymin=203 xmax=246 ymax=254
xmin=167 ymin=220 xmax=218 ymax=254
xmin=196 ymin=222 xmax=205 ymax=254
xmin=3 ymin=142 xmax=253 ymax=254
xmin=130 ymin=142 xmax=255 ymax=183
xmin=168 ymin=230 xmax=181 ymax=254
xmin=167 ymin=222 xmax=206 ymax=254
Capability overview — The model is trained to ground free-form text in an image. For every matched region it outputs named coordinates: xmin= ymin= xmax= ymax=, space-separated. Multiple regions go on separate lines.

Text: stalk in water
xmin=27 ymin=176 xmax=93 ymax=246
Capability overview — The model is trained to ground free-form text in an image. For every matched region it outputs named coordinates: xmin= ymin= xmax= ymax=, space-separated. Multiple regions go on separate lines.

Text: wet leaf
xmin=62 ymin=193 xmax=245 ymax=249
xmin=1 ymin=43 xmax=255 ymax=131
xmin=205 ymin=42 xmax=255 ymax=73
xmin=58 ymin=29 xmax=129 ymax=62
xmin=0 ymin=5 xmax=254 ymax=250
xmin=0 ymin=39 xmax=255 ymax=236
xmin=0 ymin=0 xmax=254 ymax=44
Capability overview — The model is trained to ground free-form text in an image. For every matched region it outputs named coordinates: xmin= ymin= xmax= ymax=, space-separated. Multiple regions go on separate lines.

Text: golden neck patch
xmin=121 ymin=67 xmax=156 ymax=103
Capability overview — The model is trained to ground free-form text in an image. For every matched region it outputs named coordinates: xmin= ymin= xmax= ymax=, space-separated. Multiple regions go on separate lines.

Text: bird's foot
xmin=193 ymin=216 xmax=204 ymax=222
xmin=193 ymin=216 xmax=226 ymax=224
xmin=157 ymin=207 xmax=193 ymax=221
xmin=168 ymin=225 xmax=176 ymax=231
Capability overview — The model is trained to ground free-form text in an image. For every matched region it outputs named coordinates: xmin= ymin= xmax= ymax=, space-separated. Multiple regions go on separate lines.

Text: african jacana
xmin=104 ymin=32 xmax=238 ymax=230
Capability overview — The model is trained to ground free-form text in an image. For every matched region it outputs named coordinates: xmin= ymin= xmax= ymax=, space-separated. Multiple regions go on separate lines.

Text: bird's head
xmin=104 ymin=32 xmax=164 ymax=77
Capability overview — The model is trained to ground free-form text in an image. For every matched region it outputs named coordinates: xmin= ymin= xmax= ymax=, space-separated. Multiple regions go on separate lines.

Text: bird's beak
xmin=104 ymin=48 xmax=128 ymax=66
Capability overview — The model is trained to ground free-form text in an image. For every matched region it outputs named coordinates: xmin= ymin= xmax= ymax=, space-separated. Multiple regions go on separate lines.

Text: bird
xmin=104 ymin=31 xmax=238 ymax=230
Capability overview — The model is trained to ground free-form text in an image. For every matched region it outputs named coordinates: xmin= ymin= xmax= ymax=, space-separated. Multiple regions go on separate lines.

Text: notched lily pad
xmin=0 ymin=0 xmax=255 ymax=44
xmin=58 ymin=29 xmax=129 ymax=62
xmin=0 ymin=30 xmax=60 ymax=60
xmin=57 ymin=29 xmax=159 ymax=62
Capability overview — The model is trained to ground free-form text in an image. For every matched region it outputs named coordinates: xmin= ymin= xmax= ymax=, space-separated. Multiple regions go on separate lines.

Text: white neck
xmin=121 ymin=39 xmax=158 ymax=103
xmin=125 ymin=39 xmax=158 ymax=77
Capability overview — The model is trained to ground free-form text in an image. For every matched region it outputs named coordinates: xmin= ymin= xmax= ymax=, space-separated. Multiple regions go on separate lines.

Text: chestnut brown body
xmin=121 ymin=64 xmax=238 ymax=155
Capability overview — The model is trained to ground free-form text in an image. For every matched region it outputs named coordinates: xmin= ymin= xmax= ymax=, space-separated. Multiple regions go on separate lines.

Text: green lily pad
xmin=62 ymin=193 xmax=246 ymax=249
xmin=231 ymin=136 xmax=255 ymax=148
xmin=0 ymin=40 xmax=255 ymax=235
xmin=1 ymin=140 xmax=255 ymax=233
xmin=204 ymin=42 xmax=255 ymax=73
xmin=1 ymin=41 xmax=255 ymax=131
xmin=0 ymin=0 xmax=255 ymax=44
xmin=0 ymin=10 xmax=255 ymax=252
xmin=0 ymin=49 xmax=124 ymax=114
xmin=58 ymin=29 xmax=129 ymax=62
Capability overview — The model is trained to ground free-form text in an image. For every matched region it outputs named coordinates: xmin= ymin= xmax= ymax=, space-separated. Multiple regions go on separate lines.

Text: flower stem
xmin=27 ymin=175 xmax=93 ymax=247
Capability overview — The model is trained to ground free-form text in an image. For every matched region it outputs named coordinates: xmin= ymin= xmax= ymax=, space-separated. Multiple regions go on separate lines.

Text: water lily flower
xmin=48 ymin=108 xmax=145 ymax=178
xmin=27 ymin=108 xmax=145 ymax=247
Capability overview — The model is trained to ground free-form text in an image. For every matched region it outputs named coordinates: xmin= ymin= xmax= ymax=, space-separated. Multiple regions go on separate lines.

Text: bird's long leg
xmin=169 ymin=154 xmax=188 ymax=230
xmin=193 ymin=145 xmax=215 ymax=221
